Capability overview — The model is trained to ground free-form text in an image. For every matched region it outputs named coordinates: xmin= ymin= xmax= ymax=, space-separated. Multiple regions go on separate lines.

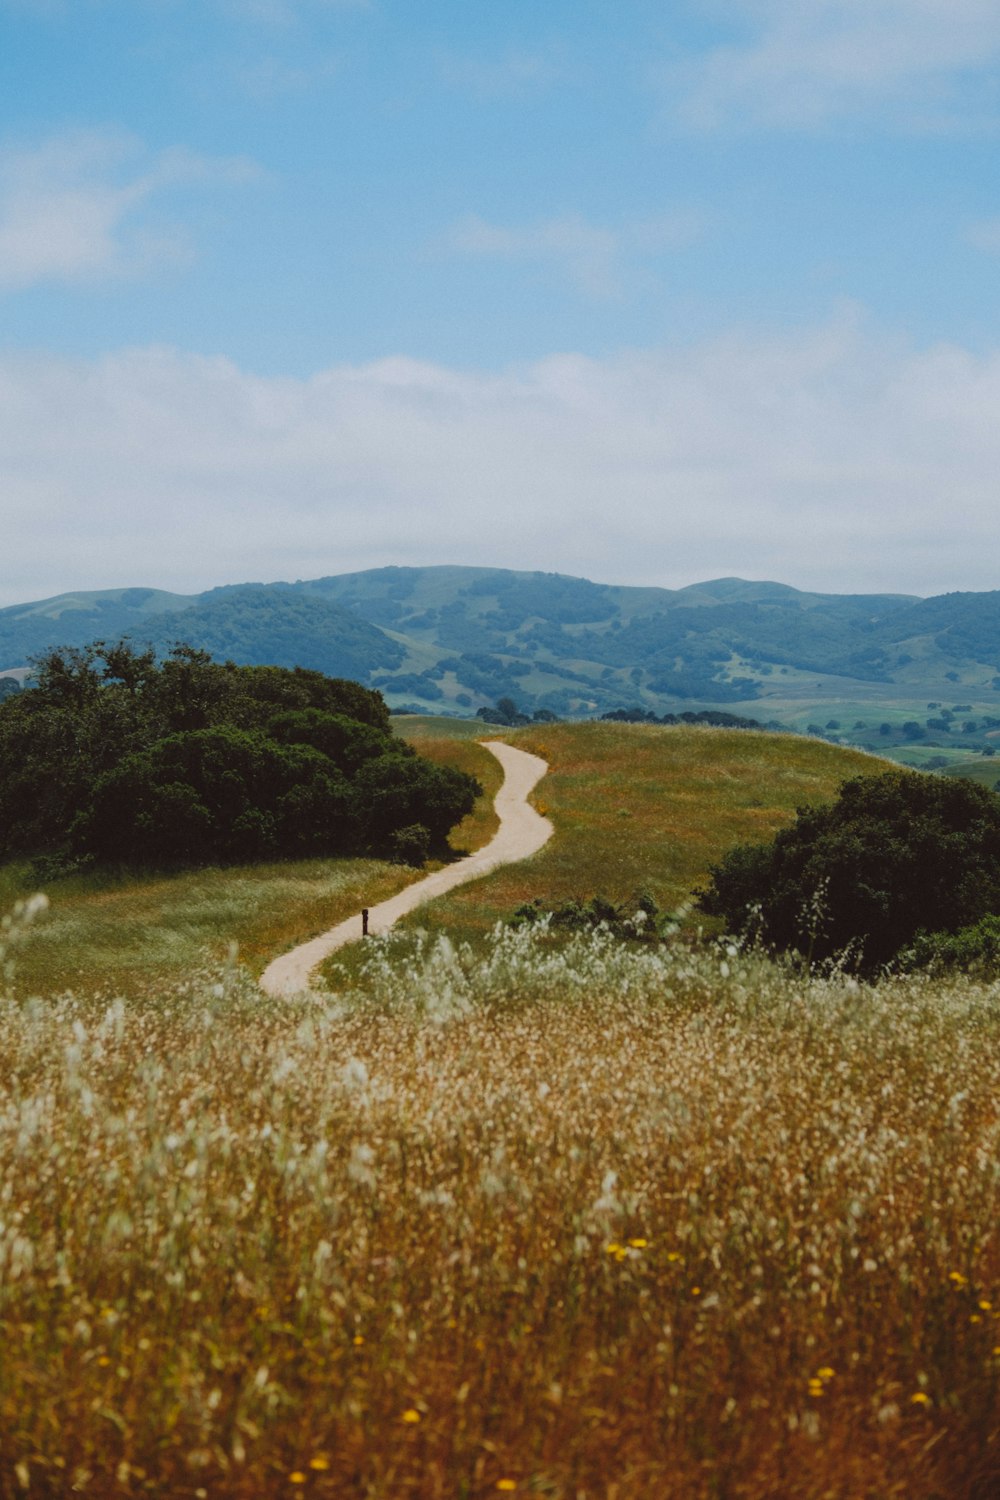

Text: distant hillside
xmin=140 ymin=585 xmax=404 ymax=680
xmin=6 ymin=567 xmax=1000 ymax=736
xmin=0 ymin=584 xmax=402 ymax=684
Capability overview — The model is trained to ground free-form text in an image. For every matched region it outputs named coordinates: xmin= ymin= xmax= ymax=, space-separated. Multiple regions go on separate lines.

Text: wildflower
xmin=949 ymin=1271 xmax=968 ymax=1287
xmin=309 ymin=1457 xmax=330 ymax=1471
xmin=816 ymin=1367 xmax=835 ymax=1380
xmin=353 ymin=1335 xmax=365 ymax=1346
xmin=497 ymin=1483 xmax=517 ymax=1492
xmin=691 ymin=1286 xmax=701 ymax=1296
xmin=628 ymin=1237 xmax=648 ymax=1249
xmin=978 ymin=1299 xmax=992 ymax=1311
xmin=402 ymin=1409 xmax=421 ymax=1424
xmin=289 ymin=1473 xmax=306 ymax=1484
xmin=910 ymin=1392 xmax=931 ymax=1406
xmin=667 ymin=1251 xmax=682 ymax=1262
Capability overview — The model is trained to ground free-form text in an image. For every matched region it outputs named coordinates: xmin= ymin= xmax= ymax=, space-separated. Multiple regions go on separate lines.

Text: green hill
xmin=368 ymin=717 xmax=893 ymax=958
xmin=7 ymin=569 xmax=1000 ymax=761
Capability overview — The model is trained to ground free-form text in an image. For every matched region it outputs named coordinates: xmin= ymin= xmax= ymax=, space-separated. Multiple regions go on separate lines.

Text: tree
xmin=0 ymin=640 xmax=479 ymax=872
xmin=697 ymin=771 xmax=1000 ymax=975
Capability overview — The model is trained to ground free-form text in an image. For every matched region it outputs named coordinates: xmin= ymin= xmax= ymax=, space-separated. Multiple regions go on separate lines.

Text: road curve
xmin=259 ymin=740 xmax=553 ymax=997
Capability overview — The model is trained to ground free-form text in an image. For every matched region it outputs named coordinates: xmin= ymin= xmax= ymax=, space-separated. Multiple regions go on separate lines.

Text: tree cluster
xmin=601 ymin=707 xmax=764 ymax=729
xmin=697 ymin=770 xmax=1000 ymax=975
xmin=0 ymin=643 xmax=479 ymax=873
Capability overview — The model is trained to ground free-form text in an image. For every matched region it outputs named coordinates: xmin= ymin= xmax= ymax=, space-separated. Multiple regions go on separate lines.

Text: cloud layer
xmin=3 ymin=314 xmax=1000 ymax=608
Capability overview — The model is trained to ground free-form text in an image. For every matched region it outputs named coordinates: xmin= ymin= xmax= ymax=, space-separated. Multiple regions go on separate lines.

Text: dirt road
xmin=259 ymin=740 xmax=552 ymax=997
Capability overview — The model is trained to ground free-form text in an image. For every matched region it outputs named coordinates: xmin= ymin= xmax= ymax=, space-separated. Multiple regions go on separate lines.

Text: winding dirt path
xmin=259 ymin=740 xmax=552 ymax=997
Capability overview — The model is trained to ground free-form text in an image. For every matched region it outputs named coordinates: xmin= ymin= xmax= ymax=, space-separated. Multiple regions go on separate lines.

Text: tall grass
xmin=2 ymin=904 xmax=997 ymax=1497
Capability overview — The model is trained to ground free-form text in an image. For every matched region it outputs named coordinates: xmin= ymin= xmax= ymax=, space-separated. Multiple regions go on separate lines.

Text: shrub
xmin=697 ymin=770 xmax=1000 ymax=975
xmin=901 ymin=914 xmax=1000 ymax=976
xmin=512 ymin=890 xmax=668 ymax=943
xmin=388 ymin=823 xmax=431 ymax=865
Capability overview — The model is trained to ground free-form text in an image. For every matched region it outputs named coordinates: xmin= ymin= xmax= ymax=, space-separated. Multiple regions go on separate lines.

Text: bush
xmin=388 ymin=823 xmax=431 ymax=866
xmin=901 ymin=915 xmax=1000 ymax=976
xmin=512 ymin=890 xmax=668 ymax=943
xmin=697 ymin=770 xmax=1000 ymax=975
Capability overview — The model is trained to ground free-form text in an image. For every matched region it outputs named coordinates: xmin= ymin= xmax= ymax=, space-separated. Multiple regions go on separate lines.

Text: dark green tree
xmin=0 ymin=639 xmax=477 ymax=872
xmin=697 ymin=771 xmax=1000 ymax=975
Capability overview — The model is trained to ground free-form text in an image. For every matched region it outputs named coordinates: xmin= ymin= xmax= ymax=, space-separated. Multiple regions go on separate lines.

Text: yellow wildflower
xmin=402 ymin=1409 xmax=421 ymax=1424
xmin=816 ymin=1367 xmax=835 ymax=1380
xmin=910 ymin=1392 xmax=931 ymax=1406
xmin=289 ymin=1473 xmax=306 ymax=1484
xmin=497 ymin=1483 xmax=517 ymax=1493
xmin=353 ymin=1335 xmax=365 ymax=1346
xmin=628 ymin=1238 xmax=648 ymax=1249
xmin=309 ymin=1457 xmax=330 ymax=1471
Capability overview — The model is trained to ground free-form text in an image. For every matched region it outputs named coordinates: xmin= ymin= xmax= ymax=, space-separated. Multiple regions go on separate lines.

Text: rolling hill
xmin=5 ymin=568 xmax=1000 ymax=760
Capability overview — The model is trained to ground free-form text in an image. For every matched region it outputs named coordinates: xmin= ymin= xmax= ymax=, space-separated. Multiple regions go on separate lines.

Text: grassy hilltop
xmin=378 ymin=716 xmax=892 ymax=951
xmin=1 ymin=722 xmax=998 ymax=1498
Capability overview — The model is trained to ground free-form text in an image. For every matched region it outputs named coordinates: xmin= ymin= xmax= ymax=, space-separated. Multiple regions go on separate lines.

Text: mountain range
xmin=3 ymin=568 xmax=1000 ymax=730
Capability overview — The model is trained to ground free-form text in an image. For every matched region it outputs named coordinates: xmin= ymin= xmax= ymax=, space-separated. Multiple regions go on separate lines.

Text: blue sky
xmin=3 ymin=0 xmax=1000 ymax=605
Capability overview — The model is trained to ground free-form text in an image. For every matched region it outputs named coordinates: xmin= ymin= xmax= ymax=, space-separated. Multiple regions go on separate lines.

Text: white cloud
xmin=3 ymin=313 xmax=1000 ymax=609
xmin=665 ymin=0 xmax=1000 ymax=131
xmin=447 ymin=211 xmax=704 ymax=299
xmin=0 ymin=130 xmax=259 ymax=292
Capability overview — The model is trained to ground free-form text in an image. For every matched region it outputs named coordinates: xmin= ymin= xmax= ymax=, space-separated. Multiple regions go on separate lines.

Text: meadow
xmin=2 ymin=721 xmax=998 ymax=1497
xmin=373 ymin=719 xmax=891 ymax=960
xmin=1 ymin=909 xmax=998 ymax=1497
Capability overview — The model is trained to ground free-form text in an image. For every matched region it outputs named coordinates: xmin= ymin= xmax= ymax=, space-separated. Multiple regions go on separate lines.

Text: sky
xmin=3 ymin=0 xmax=1000 ymax=606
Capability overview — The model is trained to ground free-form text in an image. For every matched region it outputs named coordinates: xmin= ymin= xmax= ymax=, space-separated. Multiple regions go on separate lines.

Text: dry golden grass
xmin=1 ymin=905 xmax=997 ymax=1498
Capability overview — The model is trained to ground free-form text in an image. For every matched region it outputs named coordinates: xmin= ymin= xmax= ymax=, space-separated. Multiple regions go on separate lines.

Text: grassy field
xmin=345 ymin=720 xmax=894 ymax=967
xmin=0 ymin=859 xmax=427 ymax=999
xmin=3 ymin=720 xmax=998 ymax=1496
xmin=0 ymin=719 xmax=883 ymax=998
xmin=1 ymin=916 xmax=997 ymax=1498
